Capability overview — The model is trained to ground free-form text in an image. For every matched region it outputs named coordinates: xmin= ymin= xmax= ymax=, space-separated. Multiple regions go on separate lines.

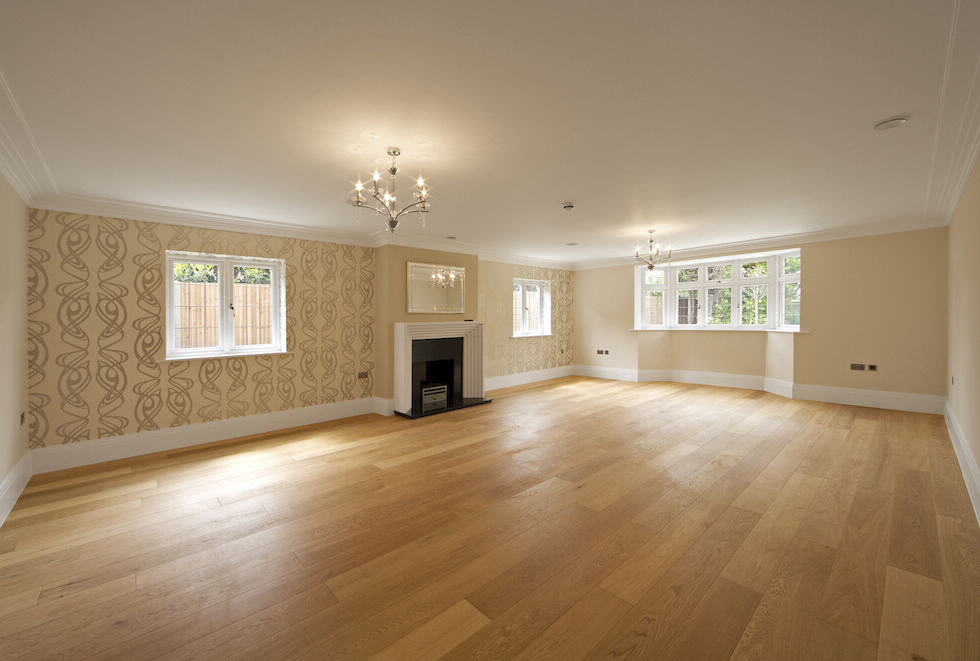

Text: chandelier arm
xmin=357 ymin=202 xmax=395 ymax=219
xmin=369 ymin=191 xmax=396 ymax=219
xmin=392 ymin=201 xmax=426 ymax=220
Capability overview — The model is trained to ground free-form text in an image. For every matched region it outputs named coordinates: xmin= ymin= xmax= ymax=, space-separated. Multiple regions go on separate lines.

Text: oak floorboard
xmin=0 ymin=377 xmax=974 ymax=660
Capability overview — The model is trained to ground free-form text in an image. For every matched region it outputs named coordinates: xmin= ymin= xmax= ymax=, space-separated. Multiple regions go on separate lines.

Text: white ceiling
xmin=1 ymin=1 xmax=979 ymax=267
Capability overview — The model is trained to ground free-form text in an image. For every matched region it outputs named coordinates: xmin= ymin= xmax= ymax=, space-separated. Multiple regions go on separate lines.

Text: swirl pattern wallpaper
xmin=27 ymin=210 xmax=375 ymax=448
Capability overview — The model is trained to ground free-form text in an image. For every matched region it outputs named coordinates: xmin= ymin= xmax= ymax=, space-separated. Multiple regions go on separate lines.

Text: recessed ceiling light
xmin=873 ymin=116 xmax=909 ymax=131
xmin=562 ymin=201 xmax=575 ymax=210
xmin=566 ymin=242 xmax=579 ymax=246
xmin=445 ymin=236 xmax=456 ymax=240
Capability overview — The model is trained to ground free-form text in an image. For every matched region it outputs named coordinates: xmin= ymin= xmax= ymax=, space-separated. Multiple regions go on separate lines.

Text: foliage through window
xmin=166 ymin=251 xmax=286 ymax=358
xmin=513 ymin=278 xmax=552 ymax=337
xmin=635 ymin=250 xmax=800 ymax=330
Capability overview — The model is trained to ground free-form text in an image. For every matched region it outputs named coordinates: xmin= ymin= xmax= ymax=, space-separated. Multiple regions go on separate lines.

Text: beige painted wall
xmin=0 ymin=176 xmax=28 ymax=479
xmin=573 ymin=265 xmax=638 ymax=370
xmin=27 ymin=210 xmax=375 ymax=447
xmin=478 ymin=261 xmax=572 ymax=378
xmin=948 ymin=158 xmax=980 ymax=473
xmin=373 ymin=245 xmax=479 ymax=399
xmin=794 ymin=227 xmax=947 ymax=395
xmin=669 ymin=331 xmax=767 ymax=375
xmin=765 ymin=332 xmax=794 ymax=382
xmin=574 ymin=227 xmax=948 ymax=397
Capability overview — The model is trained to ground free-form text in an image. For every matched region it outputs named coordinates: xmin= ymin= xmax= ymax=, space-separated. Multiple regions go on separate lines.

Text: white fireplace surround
xmin=393 ymin=322 xmax=485 ymax=415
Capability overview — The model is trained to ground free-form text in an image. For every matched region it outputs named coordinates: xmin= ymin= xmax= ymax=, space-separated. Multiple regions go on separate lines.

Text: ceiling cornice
xmin=925 ymin=0 xmax=980 ymax=224
xmin=568 ymin=217 xmax=949 ymax=271
xmin=0 ymin=68 xmax=58 ymax=203
xmin=32 ymin=193 xmax=376 ymax=246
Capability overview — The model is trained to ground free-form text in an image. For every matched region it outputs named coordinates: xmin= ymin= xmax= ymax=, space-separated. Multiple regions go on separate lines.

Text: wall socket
xmin=357 ymin=371 xmax=369 ymax=379
xmin=20 ymin=411 xmax=25 ymax=426
xmin=596 ymin=349 xmax=609 ymax=355
xmin=867 ymin=364 xmax=877 ymax=372
xmin=850 ymin=363 xmax=866 ymax=371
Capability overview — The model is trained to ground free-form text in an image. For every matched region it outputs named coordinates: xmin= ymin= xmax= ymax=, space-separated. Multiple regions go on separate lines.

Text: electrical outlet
xmin=603 ymin=350 xmax=609 ymax=355
xmin=20 ymin=411 xmax=25 ymax=426
xmin=850 ymin=363 xmax=866 ymax=371
xmin=952 ymin=376 xmax=955 ymax=385
xmin=596 ymin=349 xmax=602 ymax=355
xmin=868 ymin=364 xmax=877 ymax=372
xmin=357 ymin=371 xmax=369 ymax=379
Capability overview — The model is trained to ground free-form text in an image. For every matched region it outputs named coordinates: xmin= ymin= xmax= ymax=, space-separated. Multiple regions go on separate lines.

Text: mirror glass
xmin=407 ymin=262 xmax=466 ymax=313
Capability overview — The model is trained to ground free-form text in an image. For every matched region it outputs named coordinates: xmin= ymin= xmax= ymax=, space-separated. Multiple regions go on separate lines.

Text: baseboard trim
xmin=944 ymin=401 xmax=980 ymax=525
xmin=572 ymin=364 xmax=640 ymax=382
xmin=793 ymin=383 xmax=945 ymax=414
xmin=32 ymin=397 xmax=384 ymax=475
xmin=485 ymin=365 xmax=574 ymax=391
xmin=763 ymin=377 xmax=794 ymax=398
xmin=372 ymin=398 xmax=395 ymax=417
xmin=0 ymin=451 xmax=32 ymax=528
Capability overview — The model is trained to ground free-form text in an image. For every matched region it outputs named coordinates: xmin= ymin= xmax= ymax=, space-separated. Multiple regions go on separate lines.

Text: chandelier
xmin=350 ymin=146 xmax=429 ymax=232
xmin=635 ymin=229 xmax=671 ymax=270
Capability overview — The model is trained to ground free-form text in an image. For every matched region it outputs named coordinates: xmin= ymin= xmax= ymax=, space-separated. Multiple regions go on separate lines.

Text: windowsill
xmin=632 ymin=327 xmax=809 ymax=334
xmin=161 ymin=350 xmax=291 ymax=362
xmin=511 ymin=333 xmax=552 ymax=339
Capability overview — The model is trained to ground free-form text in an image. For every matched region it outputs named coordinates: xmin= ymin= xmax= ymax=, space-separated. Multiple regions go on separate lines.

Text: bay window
xmin=635 ymin=249 xmax=801 ymax=330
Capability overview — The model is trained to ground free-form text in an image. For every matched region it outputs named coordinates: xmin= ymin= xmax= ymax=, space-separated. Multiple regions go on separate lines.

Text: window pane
xmin=644 ymin=269 xmax=665 ymax=286
xmin=784 ymin=282 xmax=801 ymax=326
xmin=707 ymin=287 xmax=732 ymax=325
xmin=525 ymin=284 xmax=541 ymax=332
xmin=233 ymin=266 xmax=272 ymax=346
xmin=741 ymin=285 xmax=768 ymax=325
xmin=513 ymin=283 xmax=522 ymax=334
xmin=707 ymin=264 xmax=733 ymax=281
xmin=677 ymin=267 xmax=699 ymax=283
xmin=783 ymin=256 xmax=801 ymax=275
xmin=741 ymin=261 xmax=768 ymax=278
xmin=172 ymin=262 xmax=220 ymax=349
xmin=677 ymin=289 xmax=699 ymax=325
xmin=643 ymin=290 xmax=664 ymax=326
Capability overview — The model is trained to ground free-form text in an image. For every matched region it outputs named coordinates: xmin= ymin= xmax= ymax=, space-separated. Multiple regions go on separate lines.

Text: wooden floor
xmin=1 ymin=377 xmax=978 ymax=660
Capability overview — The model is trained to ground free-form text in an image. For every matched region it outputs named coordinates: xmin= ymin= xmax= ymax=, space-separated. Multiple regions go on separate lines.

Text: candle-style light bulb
xmin=372 ymin=171 xmax=381 ymax=182
xmin=355 ymin=181 xmax=364 ymax=191
xmin=416 ymin=176 xmax=425 ymax=187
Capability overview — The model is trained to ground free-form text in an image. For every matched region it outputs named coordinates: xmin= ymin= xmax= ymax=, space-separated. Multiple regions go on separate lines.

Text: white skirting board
xmin=0 ymin=451 xmax=32 ymax=527
xmin=571 ymin=364 xmax=640 ymax=382
xmin=792 ymin=383 xmax=945 ymax=415
xmin=945 ymin=402 xmax=980 ymax=525
xmin=31 ymin=397 xmax=391 ymax=476
xmin=485 ymin=366 xmax=575 ymax=391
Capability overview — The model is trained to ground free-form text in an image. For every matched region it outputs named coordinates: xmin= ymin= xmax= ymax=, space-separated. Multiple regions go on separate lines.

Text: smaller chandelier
xmin=635 ymin=229 xmax=671 ymax=270
xmin=431 ymin=267 xmax=462 ymax=288
xmin=350 ymin=146 xmax=429 ymax=233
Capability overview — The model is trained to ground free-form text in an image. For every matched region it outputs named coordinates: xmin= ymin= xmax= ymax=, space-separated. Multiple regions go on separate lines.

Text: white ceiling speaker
xmin=873 ymin=116 xmax=909 ymax=131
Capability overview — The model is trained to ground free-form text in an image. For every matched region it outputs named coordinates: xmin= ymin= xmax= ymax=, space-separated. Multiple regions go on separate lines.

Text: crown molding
xmin=31 ymin=193 xmax=376 ymax=246
xmin=0 ymin=69 xmax=58 ymax=203
xmin=568 ymin=217 xmax=948 ymax=271
xmin=477 ymin=249 xmax=574 ymax=271
xmin=926 ymin=1 xmax=980 ymax=223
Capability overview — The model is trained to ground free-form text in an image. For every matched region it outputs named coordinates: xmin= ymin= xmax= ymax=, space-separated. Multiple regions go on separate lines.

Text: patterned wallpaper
xmin=479 ymin=261 xmax=573 ymax=378
xmin=27 ymin=210 xmax=374 ymax=448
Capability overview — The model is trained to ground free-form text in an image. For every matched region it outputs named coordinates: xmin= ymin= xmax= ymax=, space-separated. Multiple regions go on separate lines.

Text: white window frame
xmin=513 ymin=278 xmax=552 ymax=337
xmin=634 ymin=248 xmax=801 ymax=331
xmin=166 ymin=250 xmax=286 ymax=359
xmin=778 ymin=254 xmax=802 ymax=329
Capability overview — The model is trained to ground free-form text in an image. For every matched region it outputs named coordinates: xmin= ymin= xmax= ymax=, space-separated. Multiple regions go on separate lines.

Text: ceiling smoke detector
xmin=873 ymin=116 xmax=909 ymax=131
xmin=562 ymin=201 xmax=575 ymax=210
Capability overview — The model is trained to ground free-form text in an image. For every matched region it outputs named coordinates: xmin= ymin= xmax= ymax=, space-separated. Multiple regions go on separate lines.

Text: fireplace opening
xmin=411 ymin=337 xmax=463 ymax=416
